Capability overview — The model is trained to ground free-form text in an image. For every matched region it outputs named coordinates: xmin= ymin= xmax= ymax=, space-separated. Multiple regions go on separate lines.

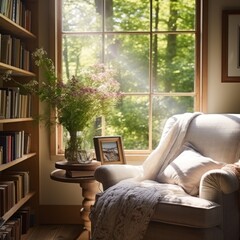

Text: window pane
xmin=62 ymin=35 xmax=102 ymax=81
xmin=105 ymin=34 xmax=150 ymax=92
xmin=62 ymin=0 xmax=103 ymax=32
xmin=105 ymin=0 xmax=150 ymax=31
xmin=105 ymin=96 xmax=149 ymax=150
xmin=152 ymin=34 xmax=195 ymax=92
xmin=152 ymin=0 xmax=195 ymax=31
xmin=152 ymin=96 xmax=194 ymax=148
xmin=58 ymin=0 xmax=199 ymax=153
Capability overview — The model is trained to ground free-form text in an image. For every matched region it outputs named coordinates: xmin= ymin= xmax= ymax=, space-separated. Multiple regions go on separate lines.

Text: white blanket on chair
xmin=90 ymin=112 xmax=201 ymax=240
xmin=141 ymin=112 xmax=201 ymax=180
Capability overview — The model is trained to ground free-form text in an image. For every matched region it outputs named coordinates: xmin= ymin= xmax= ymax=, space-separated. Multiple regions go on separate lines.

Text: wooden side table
xmin=50 ymin=160 xmax=101 ymax=240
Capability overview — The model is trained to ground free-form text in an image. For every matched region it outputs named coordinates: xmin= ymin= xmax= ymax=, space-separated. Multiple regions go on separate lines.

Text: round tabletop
xmin=50 ymin=160 xmax=101 ymax=183
xmin=55 ymin=160 xmax=101 ymax=171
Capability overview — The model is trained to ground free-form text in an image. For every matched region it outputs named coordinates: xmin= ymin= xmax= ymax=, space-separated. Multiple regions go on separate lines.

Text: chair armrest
xmin=94 ymin=164 xmax=143 ymax=190
xmin=199 ymin=169 xmax=239 ymax=203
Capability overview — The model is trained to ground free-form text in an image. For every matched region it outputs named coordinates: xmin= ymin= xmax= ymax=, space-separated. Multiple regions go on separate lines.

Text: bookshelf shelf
xmin=0 ymin=153 xmax=36 ymax=171
xmin=0 ymin=118 xmax=34 ymax=124
xmin=0 ymin=62 xmax=35 ymax=77
xmin=0 ymin=191 xmax=36 ymax=227
xmin=0 ymin=13 xmax=36 ymax=39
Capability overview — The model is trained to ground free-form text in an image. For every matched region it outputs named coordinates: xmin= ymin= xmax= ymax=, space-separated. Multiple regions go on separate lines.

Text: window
xmin=53 ymin=0 xmax=205 ymax=158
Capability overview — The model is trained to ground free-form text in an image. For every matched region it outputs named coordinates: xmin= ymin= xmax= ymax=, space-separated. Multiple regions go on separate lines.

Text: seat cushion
xmin=143 ymin=181 xmax=222 ymax=228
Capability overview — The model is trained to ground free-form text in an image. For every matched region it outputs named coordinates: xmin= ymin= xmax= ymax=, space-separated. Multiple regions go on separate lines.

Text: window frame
xmin=49 ymin=0 xmax=208 ymax=161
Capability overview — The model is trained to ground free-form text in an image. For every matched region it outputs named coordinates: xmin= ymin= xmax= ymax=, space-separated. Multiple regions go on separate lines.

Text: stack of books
xmin=65 ymin=169 xmax=95 ymax=178
xmin=0 ymin=87 xmax=32 ymax=119
xmin=0 ymin=131 xmax=31 ymax=164
xmin=0 ymin=0 xmax=32 ymax=31
xmin=0 ymin=218 xmax=21 ymax=240
xmin=0 ymin=171 xmax=30 ymax=215
xmin=0 ymin=206 xmax=31 ymax=239
xmin=0 ymin=35 xmax=30 ymax=71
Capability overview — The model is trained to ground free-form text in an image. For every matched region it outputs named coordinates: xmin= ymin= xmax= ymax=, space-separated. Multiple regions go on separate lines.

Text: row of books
xmin=0 ymin=218 xmax=21 ymax=240
xmin=0 ymin=87 xmax=32 ymax=119
xmin=0 ymin=171 xmax=30 ymax=216
xmin=0 ymin=0 xmax=32 ymax=31
xmin=0 ymin=206 xmax=31 ymax=239
xmin=0 ymin=130 xmax=31 ymax=164
xmin=0 ymin=34 xmax=30 ymax=71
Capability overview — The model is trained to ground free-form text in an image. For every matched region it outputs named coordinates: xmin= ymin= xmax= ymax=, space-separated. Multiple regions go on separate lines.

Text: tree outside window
xmin=58 ymin=0 xmax=198 ymax=153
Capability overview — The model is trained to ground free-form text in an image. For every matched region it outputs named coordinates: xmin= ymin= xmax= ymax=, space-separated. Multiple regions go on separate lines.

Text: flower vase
xmin=65 ymin=131 xmax=92 ymax=164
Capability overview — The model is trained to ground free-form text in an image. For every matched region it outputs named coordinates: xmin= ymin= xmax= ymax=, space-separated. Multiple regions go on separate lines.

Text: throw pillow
xmin=156 ymin=147 xmax=224 ymax=196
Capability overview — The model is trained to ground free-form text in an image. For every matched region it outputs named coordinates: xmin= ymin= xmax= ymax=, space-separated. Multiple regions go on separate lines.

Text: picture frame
xmin=93 ymin=136 xmax=126 ymax=164
xmin=222 ymin=10 xmax=240 ymax=82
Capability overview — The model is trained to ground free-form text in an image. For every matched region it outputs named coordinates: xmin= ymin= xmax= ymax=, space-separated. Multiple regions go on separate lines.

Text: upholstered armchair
xmin=91 ymin=113 xmax=240 ymax=240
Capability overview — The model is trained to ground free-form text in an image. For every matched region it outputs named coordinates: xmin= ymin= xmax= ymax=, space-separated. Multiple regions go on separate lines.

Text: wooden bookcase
xmin=0 ymin=0 xmax=39 ymax=231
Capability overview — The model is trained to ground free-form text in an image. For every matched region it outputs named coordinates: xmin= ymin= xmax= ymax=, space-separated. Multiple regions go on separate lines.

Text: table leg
xmin=78 ymin=181 xmax=100 ymax=240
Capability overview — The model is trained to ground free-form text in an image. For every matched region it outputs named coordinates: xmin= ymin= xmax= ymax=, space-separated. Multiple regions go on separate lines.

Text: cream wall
xmin=208 ymin=0 xmax=240 ymax=113
xmin=38 ymin=0 xmax=82 ymax=207
xmin=38 ymin=0 xmax=240 ymax=208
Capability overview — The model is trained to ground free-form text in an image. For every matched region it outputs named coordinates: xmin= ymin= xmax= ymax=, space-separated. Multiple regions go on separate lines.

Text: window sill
xmin=50 ymin=152 xmax=149 ymax=165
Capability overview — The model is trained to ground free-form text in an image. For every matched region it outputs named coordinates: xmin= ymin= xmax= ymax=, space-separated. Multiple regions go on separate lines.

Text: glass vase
xmin=65 ymin=131 xmax=92 ymax=164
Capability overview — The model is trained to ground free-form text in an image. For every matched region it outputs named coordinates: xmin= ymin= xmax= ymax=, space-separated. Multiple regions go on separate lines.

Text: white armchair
xmin=92 ymin=114 xmax=240 ymax=240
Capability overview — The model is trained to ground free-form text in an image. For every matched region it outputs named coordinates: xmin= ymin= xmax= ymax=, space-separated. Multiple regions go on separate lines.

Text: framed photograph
xmin=93 ymin=136 xmax=126 ymax=164
xmin=222 ymin=10 xmax=240 ymax=82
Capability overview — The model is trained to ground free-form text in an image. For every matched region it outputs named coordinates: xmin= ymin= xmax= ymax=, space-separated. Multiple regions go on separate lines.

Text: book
xmin=0 ymin=130 xmax=25 ymax=161
xmin=0 ymin=87 xmax=21 ymax=119
xmin=8 ymin=87 xmax=20 ymax=119
xmin=0 ymin=225 xmax=13 ymax=239
xmin=5 ymin=171 xmax=29 ymax=197
xmin=0 ymin=187 xmax=6 ymax=215
xmin=0 ymin=33 xmax=1 ymax=62
xmin=0 ymin=182 xmax=13 ymax=211
xmin=12 ymin=37 xmax=20 ymax=67
xmin=5 ymin=219 xmax=21 ymax=240
xmin=0 ymin=88 xmax=8 ymax=119
xmin=0 ymin=180 xmax=15 ymax=209
xmin=12 ymin=0 xmax=17 ymax=22
xmin=0 ymin=0 xmax=7 ymax=16
xmin=15 ymin=0 xmax=20 ymax=25
xmin=0 ymin=135 xmax=10 ymax=163
xmin=0 ymin=174 xmax=22 ymax=202
xmin=0 ymin=35 xmax=11 ymax=64
xmin=0 ymin=232 xmax=8 ymax=240
xmin=15 ymin=206 xmax=30 ymax=234
xmin=65 ymin=170 xmax=95 ymax=178
xmin=0 ymin=89 xmax=7 ymax=119
xmin=0 ymin=146 xmax=3 ymax=165
xmin=10 ymin=216 xmax=22 ymax=239
xmin=24 ymin=133 xmax=31 ymax=154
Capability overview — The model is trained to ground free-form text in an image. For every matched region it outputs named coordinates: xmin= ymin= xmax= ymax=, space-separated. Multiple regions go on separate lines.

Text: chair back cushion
xmin=184 ymin=114 xmax=240 ymax=164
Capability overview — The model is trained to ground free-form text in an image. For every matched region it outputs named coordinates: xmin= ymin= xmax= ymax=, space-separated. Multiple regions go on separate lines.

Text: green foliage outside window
xmin=61 ymin=0 xmax=196 ymax=150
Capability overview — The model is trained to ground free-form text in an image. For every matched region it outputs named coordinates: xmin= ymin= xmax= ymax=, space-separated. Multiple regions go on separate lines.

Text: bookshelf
xmin=0 ymin=13 xmax=36 ymax=39
xmin=0 ymin=192 xmax=35 ymax=226
xmin=0 ymin=62 xmax=35 ymax=76
xmin=0 ymin=0 xmax=39 ymax=237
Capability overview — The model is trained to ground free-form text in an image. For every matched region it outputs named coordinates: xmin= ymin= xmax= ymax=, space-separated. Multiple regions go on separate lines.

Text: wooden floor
xmin=21 ymin=224 xmax=84 ymax=240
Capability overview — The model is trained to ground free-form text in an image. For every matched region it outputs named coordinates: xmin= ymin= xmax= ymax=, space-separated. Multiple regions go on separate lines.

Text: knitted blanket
xmin=90 ymin=180 xmax=162 ymax=240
